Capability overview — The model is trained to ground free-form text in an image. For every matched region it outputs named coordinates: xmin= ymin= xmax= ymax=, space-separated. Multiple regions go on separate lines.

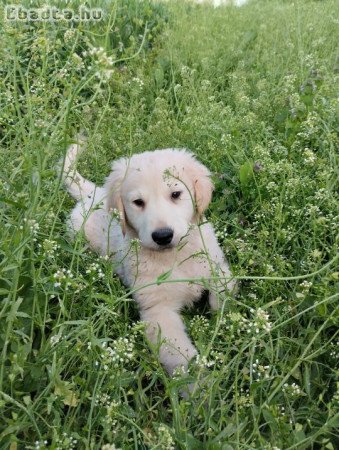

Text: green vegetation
xmin=0 ymin=0 xmax=338 ymax=448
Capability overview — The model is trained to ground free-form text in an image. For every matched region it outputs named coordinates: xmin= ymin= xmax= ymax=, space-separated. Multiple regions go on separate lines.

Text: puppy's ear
xmin=189 ymin=157 xmax=214 ymax=217
xmin=105 ymin=159 xmax=128 ymax=236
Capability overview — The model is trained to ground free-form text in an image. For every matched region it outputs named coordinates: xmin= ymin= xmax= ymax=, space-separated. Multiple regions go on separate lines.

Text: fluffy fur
xmin=63 ymin=140 xmax=235 ymax=375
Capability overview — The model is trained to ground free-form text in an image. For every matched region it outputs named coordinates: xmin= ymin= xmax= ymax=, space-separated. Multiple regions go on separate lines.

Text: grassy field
xmin=0 ymin=0 xmax=338 ymax=448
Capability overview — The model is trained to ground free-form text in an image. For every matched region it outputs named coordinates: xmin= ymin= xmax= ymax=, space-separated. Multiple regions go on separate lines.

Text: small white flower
xmin=283 ymin=382 xmax=302 ymax=396
xmin=50 ymin=334 xmax=62 ymax=346
xmin=102 ymin=444 xmax=121 ymax=450
xmin=100 ymin=337 xmax=135 ymax=370
xmin=21 ymin=218 xmax=40 ymax=236
xmin=303 ymin=148 xmax=317 ymax=165
xmin=195 ymin=354 xmax=215 ymax=369
xmin=40 ymin=239 xmax=59 ymax=258
xmin=251 ymin=358 xmax=270 ymax=379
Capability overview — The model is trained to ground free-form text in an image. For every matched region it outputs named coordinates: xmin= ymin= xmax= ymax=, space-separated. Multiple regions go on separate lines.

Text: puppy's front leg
xmin=140 ymin=306 xmax=197 ymax=375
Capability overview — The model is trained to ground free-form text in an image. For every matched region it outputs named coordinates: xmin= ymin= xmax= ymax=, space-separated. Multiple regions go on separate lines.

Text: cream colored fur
xmin=63 ymin=141 xmax=235 ymax=376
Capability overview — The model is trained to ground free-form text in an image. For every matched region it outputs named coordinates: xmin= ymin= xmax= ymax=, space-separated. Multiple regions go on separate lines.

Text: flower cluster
xmin=180 ymin=65 xmax=194 ymax=79
xmin=296 ymin=281 xmax=313 ymax=299
xmin=102 ymin=445 xmax=121 ymax=450
xmin=251 ymin=359 xmax=270 ymax=380
xmin=128 ymin=77 xmax=144 ymax=89
xmin=39 ymin=239 xmax=59 ymax=258
xmin=215 ymin=225 xmax=228 ymax=241
xmin=329 ymin=341 xmax=339 ymax=360
xmin=220 ymin=311 xmax=249 ymax=339
xmin=277 ymin=405 xmax=286 ymax=418
xmin=109 ymin=208 xmax=123 ymax=221
xmin=282 ymin=382 xmax=302 ymax=397
xmin=86 ymin=262 xmax=105 ymax=281
xmin=104 ymin=400 xmax=121 ymax=427
xmin=34 ymin=440 xmax=48 ymax=449
xmin=45 ymin=211 xmax=56 ymax=225
xmin=220 ymin=308 xmax=272 ymax=341
xmin=93 ymin=390 xmax=121 ymax=428
xmin=303 ymin=148 xmax=316 ymax=165
xmin=237 ymin=387 xmax=252 ymax=409
xmin=94 ymin=392 xmax=111 ymax=407
xmin=63 ymin=29 xmax=76 ymax=44
xmin=98 ymin=338 xmax=135 ymax=370
xmin=250 ymin=308 xmax=272 ymax=334
xmin=331 ymin=382 xmax=339 ymax=408
xmin=55 ymin=433 xmax=78 ymax=450
xmin=51 ymin=268 xmax=84 ymax=294
xmin=50 ymin=333 xmax=62 ymax=346
xmin=130 ymin=238 xmax=141 ymax=251
xmin=189 ymin=315 xmax=210 ymax=341
xmin=172 ymin=365 xmax=190 ymax=379
xmin=20 ymin=218 xmax=39 ymax=239
xmin=84 ymin=46 xmax=115 ymax=82
xmin=194 ymin=354 xmax=215 ymax=369
xmin=53 ymin=268 xmax=74 ymax=289
xmin=153 ymin=424 xmax=175 ymax=450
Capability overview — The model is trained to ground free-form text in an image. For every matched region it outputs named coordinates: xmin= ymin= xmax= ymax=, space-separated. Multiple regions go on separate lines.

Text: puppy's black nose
xmin=152 ymin=228 xmax=174 ymax=246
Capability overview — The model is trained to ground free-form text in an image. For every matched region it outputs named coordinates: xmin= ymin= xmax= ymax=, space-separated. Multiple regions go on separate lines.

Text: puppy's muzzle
xmin=152 ymin=228 xmax=174 ymax=246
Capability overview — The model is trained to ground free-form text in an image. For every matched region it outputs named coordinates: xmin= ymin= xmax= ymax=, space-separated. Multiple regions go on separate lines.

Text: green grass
xmin=0 ymin=0 xmax=338 ymax=448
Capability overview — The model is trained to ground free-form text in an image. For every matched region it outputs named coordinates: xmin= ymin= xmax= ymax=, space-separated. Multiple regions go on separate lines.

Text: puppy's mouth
xmin=142 ymin=242 xmax=175 ymax=251
xmin=148 ymin=242 xmax=175 ymax=251
xmin=157 ymin=244 xmax=174 ymax=251
xmin=136 ymin=240 xmax=175 ymax=251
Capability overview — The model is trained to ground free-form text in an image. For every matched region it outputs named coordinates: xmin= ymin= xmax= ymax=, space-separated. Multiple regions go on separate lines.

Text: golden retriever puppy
xmin=63 ymin=140 xmax=235 ymax=376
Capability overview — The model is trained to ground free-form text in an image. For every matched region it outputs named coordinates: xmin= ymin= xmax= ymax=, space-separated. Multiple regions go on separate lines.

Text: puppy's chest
xmin=112 ymin=236 xmax=219 ymax=309
xmin=130 ymin=259 xmax=207 ymax=309
xmin=132 ymin=245 xmax=212 ymax=279
xmin=127 ymin=246 xmax=212 ymax=301
xmin=174 ymin=253 xmax=212 ymax=280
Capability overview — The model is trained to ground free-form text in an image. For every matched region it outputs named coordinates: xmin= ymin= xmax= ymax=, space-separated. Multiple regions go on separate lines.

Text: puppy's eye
xmin=171 ymin=191 xmax=182 ymax=200
xmin=133 ymin=199 xmax=145 ymax=207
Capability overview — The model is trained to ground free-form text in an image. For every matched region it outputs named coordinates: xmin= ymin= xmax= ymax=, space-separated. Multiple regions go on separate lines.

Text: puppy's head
xmin=105 ymin=149 xmax=213 ymax=250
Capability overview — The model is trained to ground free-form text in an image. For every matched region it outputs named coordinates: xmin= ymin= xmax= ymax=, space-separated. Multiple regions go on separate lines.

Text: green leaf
xmin=54 ymin=380 xmax=79 ymax=407
xmin=154 ymin=66 xmax=164 ymax=88
xmin=303 ymin=364 xmax=311 ymax=396
xmin=185 ymin=434 xmax=204 ymax=450
xmin=15 ymin=312 xmax=31 ymax=319
xmin=263 ymin=408 xmax=278 ymax=431
xmin=60 ymin=320 xmax=87 ymax=326
xmin=7 ymin=297 xmax=23 ymax=322
xmin=156 ymin=270 xmax=172 ymax=285
xmin=239 ymin=161 xmax=254 ymax=191
xmin=0 ymin=196 xmax=24 ymax=208
xmin=242 ymin=30 xmax=258 ymax=48
xmin=214 ymin=419 xmax=247 ymax=441
xmin=294 ymin=423 xmax=306 ymax=444
xmin=327 ymin=413 xmax=339 ymax=429
xmin=1 ymin=265 xmax=19 ymax=273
